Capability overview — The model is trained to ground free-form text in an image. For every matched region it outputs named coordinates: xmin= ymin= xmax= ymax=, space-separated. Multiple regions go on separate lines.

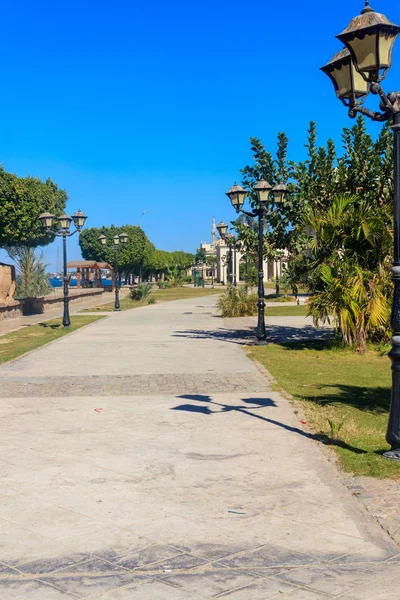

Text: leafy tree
xmin=233 ymin=116 xmax=394 ymax=347
xmin=195 ymin=249 xmax=207 ymax=264
xmin=0 ymin=167 xmax=67 ymax=247
xmin=79 ymin=225 xmax=151 ymax=278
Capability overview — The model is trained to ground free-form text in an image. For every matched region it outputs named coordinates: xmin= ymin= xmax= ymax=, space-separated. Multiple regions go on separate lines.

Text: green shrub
xmin=7 ymin=246 xmax=52 ymax=299
xmin=130 ymin=282 xmax=152 ymax=302
xmin=265 ymin=294 xmax=293 ymax=303
xmin=147 ymin=296 xmax=156 ymax=304
xmin=217 ymin=286 xmax=257 ymax=318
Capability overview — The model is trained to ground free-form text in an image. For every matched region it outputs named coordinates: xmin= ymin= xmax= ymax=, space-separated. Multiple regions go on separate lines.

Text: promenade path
xmin=0 ymin=295 xmax=399 ymax=599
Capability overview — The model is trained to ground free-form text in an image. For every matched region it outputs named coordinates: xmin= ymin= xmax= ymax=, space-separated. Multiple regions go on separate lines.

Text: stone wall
xmin=0 ymin=288 xmax=105 ymax=321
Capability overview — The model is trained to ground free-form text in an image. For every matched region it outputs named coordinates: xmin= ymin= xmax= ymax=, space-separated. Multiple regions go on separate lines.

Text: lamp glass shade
xmin=113 ymin=235 xmax=120 ymax=246
xmin=98 ymin=234 xmax=107 ymax=246
xmin=321 ymin=48 xmax=368 ymax=100
xmin=226 ymin=183 xmax=246 ymax=209
xmin=336 ymin=6 xmax=400 ymax=82
xmin=38 ymin=212 xmax=55 ymax=229
xmin=58 ymin=214 xmax=72 ymax=231
xmin=254 ymin=180 xmax=272 ymax=204
xmin=271 ymin=183 xmax=288 ymax=204
xmin=119 ymin=232 xmax=129 ymax=245
xmin=217 ymin=221 xmax=228 ymax=239
xmin=71 ymin=209 xmax=87 ymax=230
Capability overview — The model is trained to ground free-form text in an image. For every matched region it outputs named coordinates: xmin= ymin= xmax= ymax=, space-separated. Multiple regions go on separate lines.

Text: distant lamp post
xmin=217 ymin=221 xmax=229 ymax=284
xmin=225 ymin=181 xmax=287 ymax=343
xmin=225 ymin=233 xmax=238 ymax=287
xmin=217 ymin=221 xmax=228 ymax=238
xmin=321 ymin=0 xmax=400 ymax=460
xmin=275 ymin=251 xmax=282 ymax=298
xmin=38 ymin=209 xmax=88 ymax=327
xmin=98 ymin=232 xmax=129 ymax=311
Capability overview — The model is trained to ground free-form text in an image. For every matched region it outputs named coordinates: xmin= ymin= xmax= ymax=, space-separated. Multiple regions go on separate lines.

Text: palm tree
xmin=302 ymin=194 xmax=392 ymax=349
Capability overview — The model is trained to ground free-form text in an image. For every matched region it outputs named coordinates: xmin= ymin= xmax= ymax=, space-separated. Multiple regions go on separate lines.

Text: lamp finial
xmin=361 ymin=0 xmax=374 ymax=14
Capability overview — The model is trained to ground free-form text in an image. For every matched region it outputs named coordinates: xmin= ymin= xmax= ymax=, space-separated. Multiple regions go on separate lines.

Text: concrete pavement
xmin=0 ymin=295 xmax=399 ymax=599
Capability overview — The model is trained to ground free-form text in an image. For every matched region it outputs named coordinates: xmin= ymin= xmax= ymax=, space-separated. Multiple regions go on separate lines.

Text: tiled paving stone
xmin=276 ymin=563 xmax=385 ymax=597
xmin=17 ymin=554 xmax=90 ymax=575
xmin=0 ymin=562 xmax=21 ymax=576
xmin=0 ymin=372 xmax=271 ymax=398
xmin=54 ymin=558 xmax=129 ymax=575
xmin=158 ymin=569 xmax=262 ymax=598
xmin=116 ymin=545 xmax=186 ymax=571
xmin=131 ymin=552 xmax=210 ymax=573
xmin=215 ymin=580 xmax=328 ymax=599
xmin=216 ymin=544 xmax=319 ymax=570
xmin=0 ymin=578 xmax=77 ymax=599
xmin=97 ymin=578 xmax=201 ymax=599
xmin=334 ymin=563 xmax=400 ymax=598
xmin=342 ymin=475 xmax=400 ymax=548
xmin=42 ymin=572 xmax=146 ymax=598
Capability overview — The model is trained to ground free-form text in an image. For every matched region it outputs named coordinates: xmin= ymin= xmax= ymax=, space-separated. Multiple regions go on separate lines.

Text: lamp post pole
xmin=62 ymin=234 xmax=70 ymax=327
xmin=225 ymin=182 xmax=287 ymax=344
xmin=216 ymin=221 xmax=229 ymax=286
xmin=233 ymin=244 xmax=237 ymax=287
xmin=387 ymin=111 xmax=400 ymax=456
xmin=275 ymin=252 xmax=281 ymax=298
xmin=98 ymin=233 xmax=129 ymax=312
xmin=38 ymin=210 xmax=88 ymax=328
xmin=226 ymin=234 xmax=238 ymax=288
xmin=257 ymin=205 xmax=267 ymax=342
xmin=321 ymin=1 xmax=400 ymax=459
xmin=113 ymin=244 xmax=121 ymax=311
xmin=229 ymin=244 xmax=233 ymax=285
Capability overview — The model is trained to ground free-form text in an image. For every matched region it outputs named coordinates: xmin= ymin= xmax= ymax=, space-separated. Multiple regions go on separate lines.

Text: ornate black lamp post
xmin=225 ymin=182 xmax=287 ymax=343
xmin=98 ymin=232 xmax=129 ymax=311
xmin=321 ymin=0 xmax=400 ymax=460
xmin=38 ymin=209 xmax=87 ymax=327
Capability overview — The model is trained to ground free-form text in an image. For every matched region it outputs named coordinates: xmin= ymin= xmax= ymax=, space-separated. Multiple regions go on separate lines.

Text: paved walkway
xmin=0 ymin=296 xmax=399 ymax=599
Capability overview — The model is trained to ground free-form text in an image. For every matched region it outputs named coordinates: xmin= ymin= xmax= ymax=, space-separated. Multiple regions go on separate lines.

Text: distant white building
xmin=196 ymin=218 xmax=288 ymax=284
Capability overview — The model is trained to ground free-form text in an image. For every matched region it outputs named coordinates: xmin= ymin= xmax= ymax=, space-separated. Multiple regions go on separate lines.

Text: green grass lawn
xmin=0 ymin=315 xmax=105 ymax=365
xmin=266 ymin=305 xmax=308 ymax=317
xmin=83 ymin=286 xmax=223 ymax=312
xmin=248 ymin=340 xmax=400 ymax=479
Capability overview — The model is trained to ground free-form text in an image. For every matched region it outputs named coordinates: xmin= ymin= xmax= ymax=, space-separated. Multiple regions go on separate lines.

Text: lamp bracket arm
xmin=237 ymin=208 xmax=258 ymax=218
xmin=369 ymin=83 xmax=394 ymax=114
xmin=348 ymin=105 xmax=389 ymax=123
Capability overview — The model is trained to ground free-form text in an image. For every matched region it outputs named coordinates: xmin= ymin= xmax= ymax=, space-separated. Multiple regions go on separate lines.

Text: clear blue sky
xmin=1 ymin=0 xmax=399 ymax=270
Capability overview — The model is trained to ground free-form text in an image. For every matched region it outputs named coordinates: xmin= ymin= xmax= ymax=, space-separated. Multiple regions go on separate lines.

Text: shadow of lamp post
xmin=38 ymin=210 xmax=88 ymax=328
xmin=320 ymin=0 xmax=400 ymax=460
xmin=98 ymin=232 xmax=129 ymax=311
xmin=225 ymin=182 xmax=287 ymax=344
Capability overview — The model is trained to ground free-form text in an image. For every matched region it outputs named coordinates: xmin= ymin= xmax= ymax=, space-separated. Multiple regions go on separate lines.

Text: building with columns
xmin=196 ymin=219 xmax=289 ymax=284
